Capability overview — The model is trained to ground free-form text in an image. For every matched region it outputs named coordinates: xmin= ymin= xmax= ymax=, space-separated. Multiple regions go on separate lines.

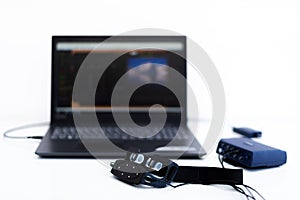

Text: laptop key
xmin=67 ymin=135 xmax=73 ymax=140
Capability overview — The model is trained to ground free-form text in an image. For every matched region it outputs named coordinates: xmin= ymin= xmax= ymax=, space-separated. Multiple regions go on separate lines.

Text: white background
xmin=1 ymin=0 xmax=300 ymax=123
xmin=0 ymin=0 xmax=299 ymax=199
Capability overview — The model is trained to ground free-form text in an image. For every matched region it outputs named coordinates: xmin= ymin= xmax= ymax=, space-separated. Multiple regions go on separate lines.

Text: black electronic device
xmin=110 ymin=152 xmax=265 ymax=199
xmin=216 ymin=138 xmax=287 ymax=168
xmin=35 ymin=36 xmax=206 ymax=158
xmin=111 ymin=152 xmax=243 ymax=188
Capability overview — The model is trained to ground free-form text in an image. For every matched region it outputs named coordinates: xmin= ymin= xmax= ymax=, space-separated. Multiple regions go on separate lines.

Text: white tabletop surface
xmin=0 ymin=117 xmax=297 ymax=200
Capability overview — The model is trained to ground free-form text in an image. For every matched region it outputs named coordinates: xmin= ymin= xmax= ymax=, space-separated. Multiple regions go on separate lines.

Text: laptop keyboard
xmin=50 ymin=126 xmax=189 ymax=141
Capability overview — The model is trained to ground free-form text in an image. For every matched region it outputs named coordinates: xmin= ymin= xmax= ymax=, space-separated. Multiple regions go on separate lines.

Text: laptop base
xmin=35 ymin=129 xmax=206 ymax=159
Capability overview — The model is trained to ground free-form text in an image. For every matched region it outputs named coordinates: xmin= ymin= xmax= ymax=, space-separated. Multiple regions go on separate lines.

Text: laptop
xmin=35 ymin=36 xmax=206 ymax=158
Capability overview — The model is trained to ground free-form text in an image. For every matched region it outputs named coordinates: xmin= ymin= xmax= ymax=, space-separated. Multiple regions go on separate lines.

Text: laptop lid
xmin=51 ymin=36 xmax=187 ymax=126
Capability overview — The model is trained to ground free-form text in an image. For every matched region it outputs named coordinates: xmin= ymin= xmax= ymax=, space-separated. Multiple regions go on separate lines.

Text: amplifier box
xmin=216 ymin=138 xmax=287 ymax=168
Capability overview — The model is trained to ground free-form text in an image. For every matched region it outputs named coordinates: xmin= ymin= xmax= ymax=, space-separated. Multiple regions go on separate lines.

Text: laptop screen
xmin=52 ymin=36 xmax=186 ymax=123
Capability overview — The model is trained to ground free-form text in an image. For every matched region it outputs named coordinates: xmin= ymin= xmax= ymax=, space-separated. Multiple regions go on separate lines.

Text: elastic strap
xmin=174 ymin=166 xmax=243 ymax=185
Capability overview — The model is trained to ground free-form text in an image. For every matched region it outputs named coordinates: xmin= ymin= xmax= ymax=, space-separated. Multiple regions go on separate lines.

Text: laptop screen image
xmin=52 ymin=36 xmax=187 ymax=124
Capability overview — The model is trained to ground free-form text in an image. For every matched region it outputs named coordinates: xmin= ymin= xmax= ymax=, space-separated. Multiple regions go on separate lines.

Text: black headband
xmin=111 ymin=152 xmax=243 ymax=188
